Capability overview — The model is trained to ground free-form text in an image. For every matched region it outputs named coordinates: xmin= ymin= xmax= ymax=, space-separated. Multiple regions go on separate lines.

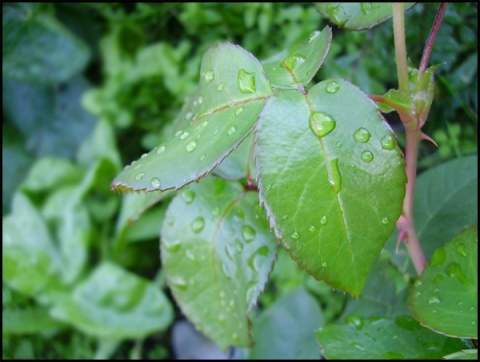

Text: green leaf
xmin=2 ymin=192 xmax=63 ymax=303
xmin=249 ymin=288 xmax=323 ymax=359
xmin=50 ymin=262 xmax=174 ymax=339
xmin=161 ymin=177 xmax=277 ymax=351
xmin=255 ymin=80 xmax=406 ymax=296
xmin=386 ymin=156 xmax=478 ymax=274
xmin=112 ymin=43 xmax=273 ymax=192
xmin=3 ymin=306 xmax=65 ymax=335
xmin=444 ymin=349 xmax=478 ymax=360
xmin=410 ymin=226 xmax=478 ymax=339
xmin=316 ymin=316 xmax=466 ymax=359
xmin=2 ymin=3 xmax=90 ymax=84
xmin=262 ymin=26 xmax=332 ymax=88
xmin=213 ymin=133 xmax=256 ymax=181
xmin=315 ymin=3 xmax=415 ymax=30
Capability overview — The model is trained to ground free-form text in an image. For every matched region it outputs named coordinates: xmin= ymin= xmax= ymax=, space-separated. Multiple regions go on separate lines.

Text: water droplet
xmin=381 ymin=217 xmax=389 ymax=225
xmin=361 ymin=150 xmax=374 ymax=163
xmin=361 ymin=2 xmax=374 ymax=14
xmin=336 ymin=142 xmax=342 ymax=148
xmin=217 ymin=83 xmax=224 ymax=91
xmin=310 ymin=112 xmax=336 ymax=138
xmin=227 ymin=126 xmax=236 ymax=136
xmin=325 ymin=3 xmax=347 ymax=26
xmin=172 ymin=277 xmax=188 ymax=291
xmin=429 ymin=247 xmax=446 ymax=268
xmin=212 ymin=207 xmax=220 ymax=216
xmin=266 ymin=184 xmax=272 ymax=191
xmin=329 ymin=158 xmax=342 ymax=192
xmin=136 ymin=172 xmax=145 ymax=180
xmin=232 ymin=332 xmax=239 ymax=341
xmin=180 ymin=131 xmax=189 ymax=140
xmin=157 ymin=145 xmax=166 ymax=154
xmin=186 ymin=249 xmax=197 ymax=262
xmin=203 ymin=70 xmax=214 ymax=83
xmin=186 ymin=141 xmax=197 ymax=152
xmin=308 ymin=30 xmax=321 ymax=43
xmin=181 ymin=189 xmax=195 ymax=204
xmin=346 ymin=315 xmax=364 ymax=330
xmin=354 ymin=128 xmax=371 ymax=143
xmin=456 ymin=244 xmax=467 ymax=257
xmin=291 ymin=232 xmax=300 ymax=240
xmin=446 ymin=262 xmax=470 ymax=286
xmin=151 ymin=177 xmax=161 ymax=188
xmin=433 ymin=274 xmax=444 ymax=283
xmin=218 ymin=313 xmax=226 ymax=325
xmin=456 ymin=300 xmax=463 ymax=306
xmin=282 ymin=215 xmax=288 ymax=220
xmin=198 ymin=96 xmax=204 ymax=104
xmin=352 ymin=343 xmax=365 ymax=351
xmin=414 ymin=280 xmax=422 ymax=287
xmin=191 ymin=217 xmax=205 ymax=233
xmin=469 ymin=306 xmax=475 ymax=311
xmin=381 ymin=135 xmax=395 ymax=150
xmin=280 ymin=54 xmax=306 ymax=72
xmin=163 ymin=239 xmax=181 ymax=253
xmin=237 ymin=69 xmax=256 ymax=93
xmin=242 ymin=225 xmax=256 ymax=243
xmin=320 ymin=216 xmax=328 ymax=225
xmin=309 ymin=225 xmax=316 ymax=232
xmin=235 ymin=107 xmax=244 ymax=116
xmin=235 ymin=239 xmax=243 ymax=252
xmin=322 ymin=261 xmax=327 ymax=267
xmin=428 ymin=296 xmax=440 ymax=304
xmin=325 ymin=81 xmax=340 ymax=93
xmin=134 ymin=163 xmax=142 ymax=170
xmin=175 ymin=130 xmax=183 ymax=137
xmin=433 ymin=287 xmax=439 ymax=293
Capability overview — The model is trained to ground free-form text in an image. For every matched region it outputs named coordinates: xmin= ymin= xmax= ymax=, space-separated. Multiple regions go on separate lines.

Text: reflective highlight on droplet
xmin=191 ymin=217 xmax=205 ymax=233
xmin=203 ymin=70 xmax=214 ymax=83
xmin=280 ymin=54 xmax=306 ymax=72
xmin=381 ymin=135 xmax=395 ymax=150
xmin=186 ymin=141 xmax=197 ymax=152
xmin=308 ymin=30 xmax=321 ymax=43
xmin=157 ymin=145 xmax=166 ymax=154
xmin=227 ymin=126 xmax=236 ymax=136
xmin=242 ymin=225 xmax=256 ymax=243
xmin=291 ymin=232 xmax=300 ymax=240
xmin=329 ymin=158 xmax=342 ymax=192
xmin=320 ymin=216 xmax=328 ymax=225
xmin=354 ymin=128 xmax=371 ymax=143
xmin=151 ymin=177 xmax=161 ymax=188
xmin=136 ymin=172 xmax=145 ymax=180
xmin=310 ymin=112 xmax=336 ymax=138
xmin=361 ymin=151 xmax=374 ymax=163
xmin=237 ymin=69 xmax=256 ymax=93
xmin=325 ymin=81 xmax=340 ymax=93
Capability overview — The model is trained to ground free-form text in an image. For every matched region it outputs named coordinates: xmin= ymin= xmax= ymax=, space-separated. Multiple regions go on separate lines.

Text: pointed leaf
xmin=50 ymin=262 xmax=174 ymax=339
xmin=410 ymin=226 xmax=478 ymax=339
xmin=161 ymin=177 xmax=277 ymax=351
xmin=262 ymin=26 xmax=332 ymax=89
xmin=315 ymin=3 xmax=415 ymax=30
xmin=255 ymin=80 xmax=406 ymax=296
xmin=112 ymin=43 xmax=272 ymax=192
xmin=316 ymin=316 xmax=466 ymax=359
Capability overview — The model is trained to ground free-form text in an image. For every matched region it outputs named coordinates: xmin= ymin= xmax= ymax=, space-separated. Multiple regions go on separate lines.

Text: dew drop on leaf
xmin=235 ymin=239 xmax=243 ymax=252
xmin=203 ymin=70 xmax=214 ymax=83
xmin=414 ymin=280 xmax=422 ymax=287
xmin=429 ymin=247 xmax=446 ymax=268
xmin=381 ymin=217 xmax=389 ymax=225
xmin=361 ymin=150 xmax=374 ymax=163
xmin=186 ymin=249 xmax=197 ymax=262
xmin=163 ymin=239 xmax=181 ymax=253
xmin=135 ymin=172 xmax=145 ymax=180
xmin=140 ymin=153 xmax=148 ymax=159
xmin=446 ymin=262 xmax=470 ymax=285
xmin=198 ymin=96 xmax=204 ymax=104
xmin=280 ymin=54 xmax=306 ymax=72
xmin=186 ymin=141 xmax=197 ymax=152
xmin=310 ymin=112 xmax=336 ymax=138
xmin=328 ymin=158 xmax=342 ymax=192
xmin=157 ymin=145 xmax=166 ymax=154
xmin=428 ymin=296 xmax=440 ymax=304
xmin=181 ymin=189 xmax=195 ymax=204
xmin=322 ymin=261 xmax=328 ymax=267
xmin=456 ymin=244 xmax=467 ymax=257
xmin=227 ymin=126 xmax=236 ymax=136
xmin=325 ymin=81 xmax=340 ymax=93
xmin=381 ymin=135 xmax=395 ymax=150
xmin=180 ymin=131 xmax=189 ymax=140
xmin=217 ymin=83 xmax=224 ymax=91
xmin=235 ymin=107 xmax=244 ymax=116
xmin=432 ymin=274 xmax=444 ymax=283
xmin=191 ymin=217 xmax=205 ymax=233
xmin=172 ymin=277 xmax=188 ymax=291
xmin=361 ymin=2 xmax=374 ymax=14
xmin=354 ymin=128 xmax=371 ymax=143
xmin=212 ymin=206 xmax=220 ymax=216
xmin=134 ymin=163 xmax=142 ymax=170
xmin=309 ymin=225 xmax=316 ymax=232
xmin=308 ymin=30 xmax=321 ymax=43
xmin=151 ymin=177 xmax=161 ymax=188
xmin=320 ymin=216 xmax=328 ymax=225
xmin=346 ymin=315 xmax=364 ymax=330
xmin=237 ymin=69 xmax=256 ymax=93
xmin=291 ymin=232 xmax=300 ymax=240
xmin=242 ymin=225 xmax=256 ymax=243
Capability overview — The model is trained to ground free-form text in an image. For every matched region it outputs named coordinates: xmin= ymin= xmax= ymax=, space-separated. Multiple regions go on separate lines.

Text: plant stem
xmin=419 ymin=3 xmax=448 ymax=73
xmin=392 ymin=3 xmax=410 ymax=95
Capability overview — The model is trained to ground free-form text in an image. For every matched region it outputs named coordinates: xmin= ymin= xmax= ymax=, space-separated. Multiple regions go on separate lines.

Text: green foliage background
xmin=2 ymin=2 xmax=477 ymax=359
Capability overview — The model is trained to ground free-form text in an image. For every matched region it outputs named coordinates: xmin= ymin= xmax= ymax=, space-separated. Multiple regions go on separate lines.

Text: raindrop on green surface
xmin=198 ymin=96 xmax=204 ymax=104
xmin=203 ymin=70 xmax=214 ymax=83
xmin=428 ymin=296 xmax=440 ymax=304
xmin=346 ymin=315 xmax=364 ymax=330
xmin=429 ymin=248 xmax=446 ymax=268
xmin=414 ymin=280 xmax=423 ymax=287
xmin=446 ymin=263 xmax=470 ymax=286
xmin=180 ymin=131 xmax=189 ymax=140
xmin=361 ymin=151 xmax=374 ymax=163
xmin=217 ymin=83 xmax=224 ymax=91
xmin=235 ymin=107 xmax=244 ymax=116
xmin=354 ymin=128 xmax=371 ymax=143
xmin=237 ymin=69 xmax=256 ymax=93
xmin=325 ymin=81 xmax=340 ymax=93
xmin=163 ymin=239 xmax=181 ymax=253
xmin=280 ymin=54 xmax=306 ymax=72
xmin=310 ymin=112 xmax=336 ymax=138
xmin=291 ymin=232 xmax=300 ymax=240
xmin=157 ymin=145 xmax=166 ymax=154
xmin=235 ymin=239 xmax=243 ymax=252
xmin=227 ymin=126 xmax=236 ymax=136
xmin=181 ymin=189 xmax=195 ymax=204
xmin=329 ymin=158 xmax=342 ymax=192
xmin=151 ymin=177 xmax=161 ymax=188
xmin=308 ymin=30 xmax=321 ymax=43
xmin=135 ymin=172 xmax=145 ymax=180
xmin=191 ymin=217 xmax=205 ymax=233
xmin=186 ymin=141 xmax=197 ymax=152
xmin=322 ymin=261 xmax=328 ymax=267
xmin=172 ymin=277 xmax=188 ymax=291
xmin=381 ymin=217 xmax=389 ymax=225
xmin=381 ymin=135 xmax=395 ymax=150
xmin=432 ymin=274 xmax=444 ymax=283
xmin=320 ymin=216 xmax=328 ymax=225
xmin=242 ymin=225 xmax=256 ymax=243
xmin=134 ymin=163 xmax=142 ymax=170
xmin=456 ymin=244 xmax=467 ymax=257
xmin=309 ymin=225 xmax=316 ymax=232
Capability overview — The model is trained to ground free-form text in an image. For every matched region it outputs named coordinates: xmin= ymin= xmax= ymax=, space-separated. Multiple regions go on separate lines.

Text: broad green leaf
xmin=444 ymin=349 xmax=478 ymax=360
xmin=2 ymin=306 xmax=65 ymax=335
xmin=316 ymin=316 xmax=466 ymax=359
xmin=112 ymin=43 xmax=273 ymax=192
xmin=2 ymin=3 xmax=90 ymax=84
xmin=386 ymin=156 xmax=478 ymax=274
xmin=262 ymin=26 xmax=332 ymax=88
xmin=340 ymin=251 xmax=410 ymax=319
xmin=213 ymin=133 xmax=256 ymax=181
xmin=50 ymin=262 xmax=174 ymax=339
xmin=161 ymin=177 xmax=277 ymax=351
xmin=410 ymin=226 xmax=478 ymax=339
xmin=315 ymin=3 xmax=415 ymax=30
xmin=255 ymin=80 xmax=406 ymax=296
xmin=249 ymin=288 xmax=323 ymax=359
xmin=2 ymin=192 xmax=63 ymax=302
